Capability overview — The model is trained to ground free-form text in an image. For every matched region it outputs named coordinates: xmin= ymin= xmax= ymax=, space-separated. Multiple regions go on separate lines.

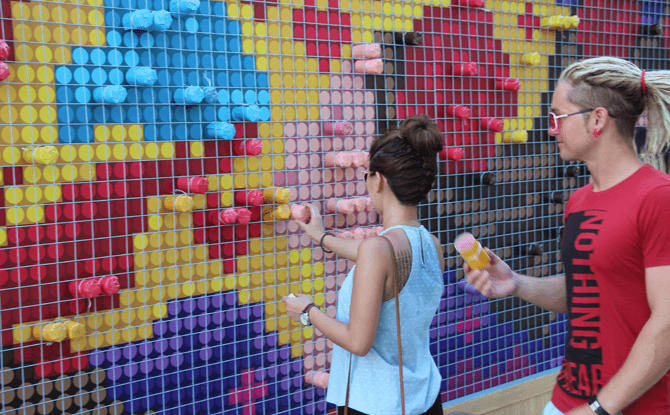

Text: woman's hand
xmin=463 ymin=248 xmax=518 ymax=298
xmin=281 ymin=293 xmax=313 ymax=322
xmin=293 ymin=203 xmax=326 ymax=242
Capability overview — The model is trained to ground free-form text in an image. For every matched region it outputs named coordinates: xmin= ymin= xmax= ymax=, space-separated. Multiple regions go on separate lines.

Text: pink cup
xmin=354 ymin=59 xmax=384 ymax=74
xmin=291 ymin=205 xmax=311 ymax=222
xmin=352 ymin=43 xmax=382 ymax=59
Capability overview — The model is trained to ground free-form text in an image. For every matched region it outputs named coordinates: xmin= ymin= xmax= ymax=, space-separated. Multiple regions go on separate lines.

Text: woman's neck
xmin=381 ymin=204 xmax=420 ymax=229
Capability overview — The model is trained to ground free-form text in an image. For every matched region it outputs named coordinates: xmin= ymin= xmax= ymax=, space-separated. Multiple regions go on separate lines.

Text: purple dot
xmin=252 ymin=322 xmax=263 ymax=335
xmin=224 ymin=292 xmax=236 ymax=307
xmin=89 ymin=350 xmax=106 ymax=367
xmin=183 ymin=316 xmax=197 ymax=331
xmin=197 ymin=297 xmax=209 ymax=312
xmin=155 ymin=339 xmax=169 ymax=354
xmin=199 ymin=347 xmax=213 ymax=362
xmin=182 ymin=298 xmax=197 ymax=315
xmin=140 ymin=360 xmax=154 ymax=375
xmin=212 ymin=328 xmax=225 ymax=342
xmin=106 ymin=348 xmax=122 ymax=364
xmin=254 ymin=368 xmax=266 ymax=382
xmin=123 ymin=363 xmax=139 ymax=378
xmin=108 ymin=366 xmax=124 ymax=381
xmin=123 ymin=344 xmax=138 ymax=360
xmin=169 ymin=337 xmax=183 ymax=352
xmin=154 ymin=321 xmax=169 ymax=337
xmin=210 ymin=293 xmax=224 ymax=309
xmin=267 ymin=350 xmax=278 ymax=363
xmin=253 ymin=337 xmax=263 ymax=352
xmin=279 ymin=348 xmax=289 ymax=361
xmin=225 ymin=309 xmax=237 ymax=323
xmin=155 ymin=356 xmax=170 ymax=371
xmin=168 ymin=319 xmax=182 ymax=334
xmin=197 ymin=314 xmax=211 ymax=329
xmin=252 ymin=304 xmax=263 ymax=319
xmin=291 ymin=361 xmax=302 ymax=374
xmin=266 ymin=333 xmax=278 ymax=348
xmin=212 ymin=311 xmax=224 ymax=325
xmin=170 ymin=354 xmax=184 ymax=369
xmin=168 ymin=301 xmax=181 ymax=317
xmin=138 ymin=342 xmax=153 ymax=358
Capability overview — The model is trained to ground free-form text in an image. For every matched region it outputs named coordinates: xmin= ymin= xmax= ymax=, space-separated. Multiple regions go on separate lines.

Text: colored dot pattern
xmin=0 ymin=0 xmax=668 ymax=414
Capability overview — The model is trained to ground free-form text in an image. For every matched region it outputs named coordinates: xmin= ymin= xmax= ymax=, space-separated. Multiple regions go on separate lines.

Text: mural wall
xmin=0 ymin=0 xmax=668 ymax=414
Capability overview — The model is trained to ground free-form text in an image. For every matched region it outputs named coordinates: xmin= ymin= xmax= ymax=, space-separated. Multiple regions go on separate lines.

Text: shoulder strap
xmin=344 ymin=236 xmax=406 ymax=415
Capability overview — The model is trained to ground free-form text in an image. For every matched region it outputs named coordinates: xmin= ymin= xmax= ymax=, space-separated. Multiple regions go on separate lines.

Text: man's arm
xmin=512 ymin=273 xmax=568 ymax=314
xmin=580 ymin=265 xmax=670 ymax=414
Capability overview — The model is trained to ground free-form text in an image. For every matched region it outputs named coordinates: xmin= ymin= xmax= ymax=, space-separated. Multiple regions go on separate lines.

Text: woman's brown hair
xmin=369 ymin=114 xmax=444 ymax=206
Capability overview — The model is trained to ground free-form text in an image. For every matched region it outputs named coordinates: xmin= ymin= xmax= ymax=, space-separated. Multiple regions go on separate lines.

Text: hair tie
xmin=641 ymin=70 xmax=647 ymax=95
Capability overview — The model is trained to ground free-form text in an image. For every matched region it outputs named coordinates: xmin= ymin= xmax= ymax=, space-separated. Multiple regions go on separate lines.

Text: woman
xmin=464 ymin=57 xmax=670 ymax=415
xmin=282 ymin=114 xmax=446 ymax=415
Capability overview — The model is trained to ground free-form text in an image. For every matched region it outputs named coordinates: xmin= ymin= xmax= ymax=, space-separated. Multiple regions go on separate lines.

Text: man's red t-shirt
xmin=551 ymin=164 xmax=670 ymax=415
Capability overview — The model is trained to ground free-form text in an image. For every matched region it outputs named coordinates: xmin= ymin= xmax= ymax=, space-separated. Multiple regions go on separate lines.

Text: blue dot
xmin=75 ymin=87 xmax=92 ymax=103
xmin=156 ymin=52 xmax=169 ymax=67
xmin=203 ymin=106 xmax=216 ymax=122
xmin=172 ymin=71 xmax=186 ymax=86
xmin=229 ymin=55 xmax=241 ymax=70
xmin=199 ymin=0 xmax=211 ymax=14
xmin=200 ymin=19 xmax=212 ymax=33
xmin=72 ymin=48 xmax=89 ymax=65
xmin=91 ymin=68 xmax=107 ymax=85
xmin=108 ymin=50 xmax=123 ymax=66
xmin=140 ymin=51 xmax=154 ymax=67
xmin=106 ymin=11 xmax=121 ymax=27
xmin=56 ymin=86 xmax=73 ymax=103
xmin=125 ymin=50 xmax=140 ymax=66
xmin=186 ymin=35 xmax=198 ymax=50
xmin=90 ymin=49 xmax=106 ymax=65
xmin=227 ymin=20 xmax=240 ymax=34
xmin=76 ymin=105 xmax=93 ymax=122
xmin=201 ymin=54 xmax=213 ymax=69
xmin=217 ymin=106 xmax=230 ymax=121
xmin=155 ymin=33 xmax=169 ymax=48
xmin=186 ymin=53 xmax=199 ymax=69
xmin=127 ymin=106 xmax=141 ymax=123
xmin=243 ymin=72 xmax=255 ymax=87
xmin=188 ymin=107 xmax=201 ymax=122
xmin=108 ymin=30 xmax=123 ymax=47
xmin=158 ymin=89 xmax=171 ymax=104
xmin=244 ymin=90 xmax=256 ymax=104
xmin=185 ymin=18 xmax=199 ymax=33
xmin=172 ymin=53 xmax=185 ymax=68
xmin=55 ymin=67 xmax=72 ymax=84
xmin=259 ymin=107 xmax=270 ymax=121
xmin=218 ymin=89 xmax=229 ymax=104
xmin=109 ymin=68 xmax=124 ymax=85
xmin=187 ymin=71 xmax=199 ymax=85
xmin=216 ymin=71 xmax=228 ymax=87
xmin=215 ymin=55 xmax=228 ymax=70
xmin=171 ymin=34 xmax=184 ymax=49
xmin=59 ymin=126 xmax=77 ymax=143
xmin=124 ymin=31 xmax=139 ymax=47
xmin=228 ymin=38 xmax=241 ymax=53
xmin=190 ymin=124 xmax=202 ymax=140
xmin=110 ymin=106 xmax=125 ymax=123
xmin=158 ymin=106 xmax=171 ymax=121
xmin=213 ymin=20 xmax=226 ymax=34
xmin=94 ymin=106 xmax=110 ymax=123
xmin=126 ymin=88 xmax=141 ymax=104
xmin=77 ymin=126 xmax=94 ymax=143
xmin=73 ymin=68 xmax=90 ymax=85
xmin=200 ymin=36 xmax=213 ymax=51
xmin=144 ymin=125 xmax=158 ymax=141
xmin=142 ymin=88 xmax=156 ymax=104
xmin=159 ymin=124 xmax=172 ymax=140
xmin=242 ymin=56 xmax=255 ymax=70
xmin=174 ymin=124 xmax=188 ymax=140
xmin=230 ymin=72 xmax=241 ymax=87
xmin=174 ymin=107 xmax=187 ymax=122
xmin=257 ymin=73 xmax=268 ymax=88
xmin=139 ymin=32 xmax=154 ymax=48
xmin=212 ymin=2 xmax=225 ymax=16
xmin=144 ymin=106 xmax=157 ymax=122
xmin=57 ymin=106 xmax=75 ymax=123
xmin=257 ymin=90 xmax=269 ymax=105
xmin=214 ymin=37 xmax=227 ymax=52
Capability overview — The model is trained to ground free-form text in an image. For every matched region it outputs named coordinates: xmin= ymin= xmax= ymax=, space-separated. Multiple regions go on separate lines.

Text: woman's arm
xmin=282 ymin=237 xmax=390 ymax=356
xmin=319 ymin=233 xmax=362 ymax=262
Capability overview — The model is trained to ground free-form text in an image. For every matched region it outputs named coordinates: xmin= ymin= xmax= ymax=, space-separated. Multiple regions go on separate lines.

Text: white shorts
xmin=543 ymin=401 xmax=564 ymax=415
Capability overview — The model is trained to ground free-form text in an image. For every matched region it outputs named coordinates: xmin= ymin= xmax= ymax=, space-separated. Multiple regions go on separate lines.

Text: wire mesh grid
xmin=0 ymin=0 xmax=668 ymax=414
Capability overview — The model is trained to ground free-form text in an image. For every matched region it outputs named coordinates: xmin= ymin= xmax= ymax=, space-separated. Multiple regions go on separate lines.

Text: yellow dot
xmin=6 ymin=208 xmax=25 ymax=225
xmin=43 ymin=184 xmax=62 ymax=202
xmin=112 ymin=144 xmax=127 ymax=160
xmin=160 ymin=142 xmax=174 ymax=158
xmin=3 ymin=147 xmax=21 ymax=164
xmin=35 ymin=46 xmax=53 ymax=63
xmin=20 ymin=106 xmax=38 ymax=124
xmin=234 ymin=174 xmax=246 ymax=189
xmin=54 ymin=46 xmax=71 ymax=63
xmin=190 ymin=141 xmax=203 ymax=157
xmin=24 ymin=185 xmax=42 ymax=203
xmin=256 ymin=56 xmax=267 ymax=69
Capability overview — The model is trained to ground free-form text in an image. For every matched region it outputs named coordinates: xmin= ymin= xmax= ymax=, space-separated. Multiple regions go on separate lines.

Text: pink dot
xmin=332 ymin=106 xmax=343 ymax=119
xmin=310 ymin=154 xmax=321 ymax=168
xmin=322 ymin=169 xmax=333 ymax=183
xmin=299 ymin=170 xmax=310 ymax=185
xmin=355 ymin=121 xmax=366 ymax=135
xmin=325 ymin=261 xmax=336 ymax=274
xmin=311 ymin=170 xmax=322 ymax=184
xmin=284 ymin=123 xmax=296 ymax=137
xmin=285 ymin=138 xmax=297 ymax=153
xmin=344 ymin=137 xmax=355 ymax=150
xmin=320 ymin=107 xmax=332 ymax=120
xmin=365 ymin=91 xmax=375 ymax=104
xmin=331 ymin=91 xmax=342 ymax=104
xmin=354 ymin=75 xmax=364 ymax=89
xmin=346 ymin=182 xmax=356 ymax=195
xmin=300 ymin=234 xmax=312 ymax=247
xmin=322 ymin=137 xmax=332 ymax=152
xmin=297 ymin=122 xmax=309 ymax=137
xmin=330 ymin=75 xmax=341 ymax=88
xmin=286 ymin=155 xmax=297 ymax=169
xmin=343 ymin=106 xmax=354 ymax=120
xmin=356 ymin=181 xmax=367 ymax=195
xmin=342 ymin=75 xmax=353 ymax=89
xmin=365 ymin=105 xmax=375 ymax=119
xmin=354 ymin=91 xmax=364 ymax=104
xmin=287 ymin=172 xmax=299 ymax=186
xmin=332 ymin=137 xmax=344 ymax=151
xmin=366 ymin=122 xmax=375 ymax=134
xmin=355 ymin=106 xmax=365 ymax=119
xmin=299 ymin=185 xmax=310 ymax=200
xmin=309 ymin=122 xmax=320 ymax=136
xmin=341 ymin=60 xmax=352 ymax=73
xmin=288 ymin=235 xmax=300 ymax=249
xmin=297 ymin=138 xmax=309 ymax=152
xmin=342 ymin=91 xmax=353 ymax=104
xmin=319 ymin=91 xmax=331 ymax=104
xmin=335 ymin=183 xmax=345 ymax=197
xmin=334 ymin=169 xmax=345 ymax=181
xmin=274 ymin=172 xmax=285 ymax=186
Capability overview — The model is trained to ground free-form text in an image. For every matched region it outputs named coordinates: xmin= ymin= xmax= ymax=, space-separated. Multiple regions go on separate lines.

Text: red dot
xmin=47 ymin=244 xmax=64 ymax=261
xmin=114 ymin=181 xmax=128 ymax=197
xmin=7 ymin=226 xmax=26 ymax=245
xmin=71 ymin=354 xmax=88 ymax=370
xmin=80 ymin=183 xmax=97 ymax=200
xmin=85 ymin=258 xmax=100 ymax=275
xmin=209 ymin=244 xmax=221 ymax=259
xmin=45 ymin=205 xmax=62 ymax=222
xmin=61 ymin=184 xmax=79 ymax=202
xmin=236 ymin=242 xmax=248 ymax=255
xmin=35 ymin=362 xmax=52 ymax=378
xmin=28 ymin=246 xmax=46 ymax=262
xmin=193 ymin=229 xmax=205 ymax=244
xmin=117 ymin=255 xmax=132 ymax=271
xmin=0 ymin=270 xmax=8 ymax=286
xmin=306 ymin=42 xmax=317 ymax=56
xmin=293 ymin=25 xmax=304 ymax=38
xmin=221 ymin=226 xmax=234 ymax=242
xmin=318 ymin=59 xmax=329 ymax=72
xmin=9 ymin=248 xmax=27 ymax=265
xmin=293 ymin=9 xmax=303 ymax=21
xmin=223 ymin=259 xmax=235 ymax=274
xmin=63 ymin=222 xmax=81 ymax=239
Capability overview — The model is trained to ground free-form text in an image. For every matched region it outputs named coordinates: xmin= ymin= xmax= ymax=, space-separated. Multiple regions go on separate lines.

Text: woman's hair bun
xmin=398 ymin=114 xmax=444 ymax=157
